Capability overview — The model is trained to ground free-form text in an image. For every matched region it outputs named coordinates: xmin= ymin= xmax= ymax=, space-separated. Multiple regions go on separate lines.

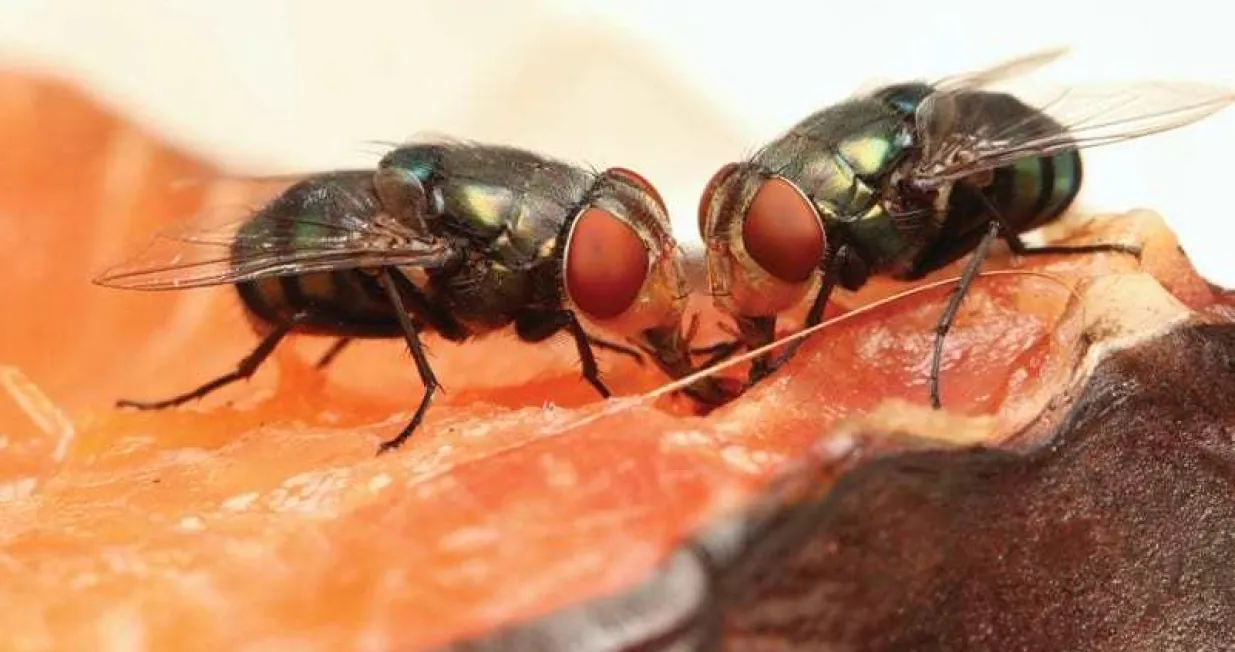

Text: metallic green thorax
xmin=752 ymin=85 xmax=1083 ymax=279
xmin=382 ymin=144 xmax=590 ymax=267
xmin=378 ymin=143 xmax=594 ymax=329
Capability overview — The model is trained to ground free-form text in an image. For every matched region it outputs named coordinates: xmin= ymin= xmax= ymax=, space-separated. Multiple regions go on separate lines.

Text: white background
xmin=2 ymin=0 xmax=1233 ymax=285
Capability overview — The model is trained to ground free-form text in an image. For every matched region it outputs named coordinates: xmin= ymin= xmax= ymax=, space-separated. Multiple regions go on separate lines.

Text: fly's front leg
xmin=737 ymin=315 xmax=779 ymax=385
xmin=565 ymin=314 xmax=613 ymax=399
xmin=515 ymin=311 xmax=615 ymax=399
xmin=586 ymin=335 xmax=646 ymax=366
xmin=374 ymin=269 xmax=441 ymax=455
xmin=748 ymin=243 xmax=850 ymax=386
xmin=693 ymin=341 xmax=744 ymax=367
xmin=766 ymin=245 xmax=850 ymax=372
xmin=671 ymin=312 xmax=742 ymax=364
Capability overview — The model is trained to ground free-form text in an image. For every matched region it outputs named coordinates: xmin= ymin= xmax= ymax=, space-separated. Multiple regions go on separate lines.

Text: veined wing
xmin=933 ymin=46 xmax=1071 ymax=91
xmin=910 ymin=78 xmax=1235 ymax=186
xmin=851 ymin=47 xmax=1069 ymax=100
xmin=93 ymin=169 xmax=458 ymax=291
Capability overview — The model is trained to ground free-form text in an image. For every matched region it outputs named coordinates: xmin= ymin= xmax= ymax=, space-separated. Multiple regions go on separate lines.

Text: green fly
xmin=95 ymin=140 xmax=735 ymax=454
xmin=698 ymin=48 xmax=1234 ymax=406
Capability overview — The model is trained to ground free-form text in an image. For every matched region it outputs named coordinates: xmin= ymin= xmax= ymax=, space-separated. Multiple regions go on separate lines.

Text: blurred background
xmin=2 ymin=0 xmax=1233 ymax=284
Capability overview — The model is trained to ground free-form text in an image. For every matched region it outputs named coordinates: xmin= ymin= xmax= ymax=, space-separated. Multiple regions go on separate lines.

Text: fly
xmin=95 ymin=140 xmax=735 ymax=454
xmin=697 ymin=47 xmax=1234 ymax=406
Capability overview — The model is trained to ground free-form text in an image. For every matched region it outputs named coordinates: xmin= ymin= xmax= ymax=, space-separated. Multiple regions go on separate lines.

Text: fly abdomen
xmin=236 ymin=271 xmax=403 ymax=337
xmin=943 ymin=89 xmax=1084 ymax=234
xmin=989 ymin=150 xmax=1083 ymax=234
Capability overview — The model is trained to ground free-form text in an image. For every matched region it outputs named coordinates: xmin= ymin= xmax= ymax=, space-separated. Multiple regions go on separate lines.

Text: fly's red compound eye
xmin=565 ymin=207 xmax=650 ymax=320
xmin=698 ymin=163 xmax=739 ymax=238
xmin=605 ymin=167 xmax=666 ymax=212
xmin=741 ymin=177 xmax=825 ymax=283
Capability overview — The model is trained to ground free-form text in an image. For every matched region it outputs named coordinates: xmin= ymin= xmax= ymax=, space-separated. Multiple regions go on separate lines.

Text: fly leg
xmin=969 ymin=189 xmax=1142 ymax=259
xmin=693 ymin=340 xmax=744 ymax=367
xmin=930 ymin=185 xmax=1141 ymax=410
xmin=375 ymin=269 xmax=440 ymax=455
xmin=747 ymin=244 xmax=848 ymax=385
xmin=736 ymin=315 xmax=780 ymax=385
xmin=929 ymin=219 xmax=1002 ymax=409
xmin=515 ymin=311 xmax=629 ymax=389
xmin=117 ymin=320 xmax=297 ymax=410
xmin=314 ymin=338 xmax=353 ymax=369
xmin=586 ymin=335 xmax=646 ymax=366
xmin=674 ymin=312 xmax=742 ymax=362
xmin=566 ymin=314 xmax=613 ymax=399
xmin=1003 ymin=232 xmax=1142 ymax=259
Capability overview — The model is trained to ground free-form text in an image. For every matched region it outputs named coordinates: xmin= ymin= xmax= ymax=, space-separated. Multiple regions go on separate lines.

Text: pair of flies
xmin=95 ymin=48 xmax=1234 ymax=453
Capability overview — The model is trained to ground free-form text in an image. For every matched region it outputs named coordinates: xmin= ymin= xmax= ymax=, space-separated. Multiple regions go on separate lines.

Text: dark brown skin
xmin=724 ymin=323 xmax=1235 ymax=650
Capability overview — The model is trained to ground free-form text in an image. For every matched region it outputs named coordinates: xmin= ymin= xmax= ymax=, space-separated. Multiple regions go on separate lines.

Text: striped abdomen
xmin=228 ymin=171 xmax=412 ymax=337
xmin=905 ymin=149 xmax=1084 ymax=279
xmin=988 ymin=150 xmax=1083 ymax=234
xmin=236 ymin=271 xmax=402 ymax=337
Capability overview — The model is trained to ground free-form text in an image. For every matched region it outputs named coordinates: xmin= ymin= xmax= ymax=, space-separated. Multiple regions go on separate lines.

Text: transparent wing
xmin=93 ymin=169 xmax=457 ymax=291
xmin=912 ymin=79 xmax=1235 ymax=185
xmin=932 ymin=46 xmax=1070 ymax=91
xmin=851 ymin=47 xmax=1070 ymax=100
